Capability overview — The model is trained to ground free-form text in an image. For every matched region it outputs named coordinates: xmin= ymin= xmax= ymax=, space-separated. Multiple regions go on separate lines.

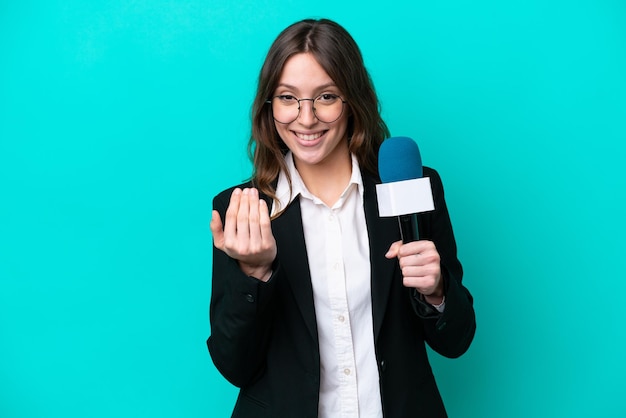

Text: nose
xmin=297 ymin=98 xmax=317 ymax=125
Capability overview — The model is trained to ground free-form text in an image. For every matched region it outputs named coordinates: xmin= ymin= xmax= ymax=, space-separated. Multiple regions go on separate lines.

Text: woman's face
xmin=272 ymin=53 xmax=350 ymax=173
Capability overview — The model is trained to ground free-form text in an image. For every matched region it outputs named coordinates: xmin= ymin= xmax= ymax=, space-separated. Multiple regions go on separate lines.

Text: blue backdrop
xmin=1 ymin=1 xmax=625 ymax=417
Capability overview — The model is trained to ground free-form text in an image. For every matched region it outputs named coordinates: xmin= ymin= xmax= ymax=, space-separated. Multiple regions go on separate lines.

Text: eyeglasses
xmin=266 ymin=94 xmax=347 ymax=124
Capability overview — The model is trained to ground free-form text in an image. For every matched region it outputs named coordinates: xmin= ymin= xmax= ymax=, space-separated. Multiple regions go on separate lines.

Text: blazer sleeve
xmin=206 ymin=186 xmax=279 ymax=388
xmin=412 ymin=167 xmax=476 ymax=358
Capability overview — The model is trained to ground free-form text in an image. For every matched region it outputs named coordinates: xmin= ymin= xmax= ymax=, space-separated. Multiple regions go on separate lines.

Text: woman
xmin=208 ymin=18 xmax=476 ymax=418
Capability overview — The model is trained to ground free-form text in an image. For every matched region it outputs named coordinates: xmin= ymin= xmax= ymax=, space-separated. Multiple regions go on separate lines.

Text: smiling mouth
xmin=294 ymin=131 xmax=325 ymax=141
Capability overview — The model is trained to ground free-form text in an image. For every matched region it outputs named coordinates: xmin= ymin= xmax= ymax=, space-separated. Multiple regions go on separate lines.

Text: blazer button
xmin=245 ymin=293 xmax=255 ymax=303
xmin=379 ymin=360 xmax=386 ymax=372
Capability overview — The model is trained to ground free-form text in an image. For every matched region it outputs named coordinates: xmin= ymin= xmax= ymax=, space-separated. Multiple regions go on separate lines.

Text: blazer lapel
xmin=270 ymin=173 xmax=399 ymax=344
xmin=272 ymin=198 xmax=318 ymax=341
xmin=362 ymin=173 xmax=402 ymax=342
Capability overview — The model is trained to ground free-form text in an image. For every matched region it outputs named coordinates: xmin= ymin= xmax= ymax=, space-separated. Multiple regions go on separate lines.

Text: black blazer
xmin=208 ymin=167 xmax=476 ymax=417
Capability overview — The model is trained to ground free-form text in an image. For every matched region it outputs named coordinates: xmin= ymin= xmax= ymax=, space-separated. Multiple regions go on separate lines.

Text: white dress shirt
xmin=272 ymin=152 xmax=383 ymax=418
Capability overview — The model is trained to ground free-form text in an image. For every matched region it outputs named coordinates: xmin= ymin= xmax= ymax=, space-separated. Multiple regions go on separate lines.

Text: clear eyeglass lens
xmin=271 ymin=95 xmax=344 ymax=124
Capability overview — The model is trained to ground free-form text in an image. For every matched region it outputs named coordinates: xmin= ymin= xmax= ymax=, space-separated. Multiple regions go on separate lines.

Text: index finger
xmin=258 ymin=198 xmax=273 ymax=243
xmin=397 ymin=240 xmax=435 ymax=257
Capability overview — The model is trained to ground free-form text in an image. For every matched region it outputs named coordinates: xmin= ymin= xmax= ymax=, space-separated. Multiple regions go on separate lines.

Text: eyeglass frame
xmin=265 ymin=94 xmax=348 ymax=124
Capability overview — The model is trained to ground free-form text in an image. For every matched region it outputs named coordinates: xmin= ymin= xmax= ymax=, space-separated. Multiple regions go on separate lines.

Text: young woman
xmin=208 ymin=18 xmax=476 ymax=418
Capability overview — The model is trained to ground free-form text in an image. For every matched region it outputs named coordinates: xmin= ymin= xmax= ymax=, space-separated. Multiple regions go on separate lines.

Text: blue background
xmin=1 ymin=1 xmax=625 ymax=417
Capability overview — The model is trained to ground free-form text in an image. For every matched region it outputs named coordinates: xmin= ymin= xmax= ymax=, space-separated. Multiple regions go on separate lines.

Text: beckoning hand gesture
xmin=210 ymin=188 xmax=276 ymax=282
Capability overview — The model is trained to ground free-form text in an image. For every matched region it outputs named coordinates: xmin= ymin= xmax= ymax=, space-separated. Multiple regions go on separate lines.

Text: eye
xmin=317 ymin=93 xmax=340 ymax=103
xmin=276 ymin=95 xmax=298 ymax=104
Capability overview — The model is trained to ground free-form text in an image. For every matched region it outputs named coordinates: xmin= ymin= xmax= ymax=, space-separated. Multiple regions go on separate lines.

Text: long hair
xmin=248 ymin=19 xmax=390 ymax=205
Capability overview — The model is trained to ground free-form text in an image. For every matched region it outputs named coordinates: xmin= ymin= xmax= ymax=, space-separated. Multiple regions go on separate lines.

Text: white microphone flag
xmin=376 ymin=177 xmax=435 ymax=217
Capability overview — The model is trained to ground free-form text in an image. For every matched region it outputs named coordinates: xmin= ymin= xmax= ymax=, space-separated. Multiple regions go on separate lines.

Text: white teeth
xmin=295 ymin=132 xmax=323 ymax=141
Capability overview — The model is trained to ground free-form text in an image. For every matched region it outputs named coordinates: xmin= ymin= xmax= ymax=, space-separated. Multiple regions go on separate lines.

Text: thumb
xmin=385 ymin=240 xmax=402 ymax=259
xmin=210 ymin=210 xmax=225 ymax=250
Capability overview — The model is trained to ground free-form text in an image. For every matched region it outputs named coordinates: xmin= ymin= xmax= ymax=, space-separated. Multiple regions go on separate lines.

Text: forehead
xmin=276 ymin=53 xmax=336 ymax=92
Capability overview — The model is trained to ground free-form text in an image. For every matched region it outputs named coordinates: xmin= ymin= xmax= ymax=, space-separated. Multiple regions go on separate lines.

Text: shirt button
xmin=338 ymin=315 xmax=345 ymax=322
xmin=245 ymin=293 xmax=255 ymax=303
xmin=344 ymin=368 xmax=351 ymax=375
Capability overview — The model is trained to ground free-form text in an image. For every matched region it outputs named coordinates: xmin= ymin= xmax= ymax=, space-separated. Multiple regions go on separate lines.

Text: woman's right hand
xmin=210 ymin=187 xmax=277 ymax=282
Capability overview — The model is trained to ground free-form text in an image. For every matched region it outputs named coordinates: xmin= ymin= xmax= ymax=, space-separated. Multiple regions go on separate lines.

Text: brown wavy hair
xmin=248 ymin=19 xmax=390 ymax=206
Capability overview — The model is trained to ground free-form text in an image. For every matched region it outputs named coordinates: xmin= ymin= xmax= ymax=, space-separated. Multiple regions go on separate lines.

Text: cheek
xmin=336 ymin=117 xmax=350 ymax=138
xmin=273 ymin=123 xmax=293 ymax=147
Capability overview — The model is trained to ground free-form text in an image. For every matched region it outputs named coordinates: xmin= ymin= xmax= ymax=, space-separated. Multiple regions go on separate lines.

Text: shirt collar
xmin=271 ymin=151 xmax=364 ymax=216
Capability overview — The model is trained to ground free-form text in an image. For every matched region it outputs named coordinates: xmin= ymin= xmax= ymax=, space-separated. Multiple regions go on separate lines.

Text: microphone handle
xmin=398 ymin=213 xmax=419 ymax=243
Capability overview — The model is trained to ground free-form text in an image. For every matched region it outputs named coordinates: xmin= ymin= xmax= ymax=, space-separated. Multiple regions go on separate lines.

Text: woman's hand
xmin=210 ymin=188 xmax=277 ymax=282
xmin=385 ymin=240 xmax=444 ymax=304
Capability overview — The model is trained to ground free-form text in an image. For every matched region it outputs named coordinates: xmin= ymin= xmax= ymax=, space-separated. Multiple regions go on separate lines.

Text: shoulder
xmin=360 ymin=166 xmax=444 ymax=197
xmin=362 ymin=166 xmax=442 ymax=186
xmin=212 ymin=180 xmax=274 ymax=212
xmin=213 ymin=180 xmax=254 ymax=200
xmin=422 ymin=166 xmax=439 ymax=179
xmin=423 ymin=166 xmax=444 ymax=191
xmin=212 ymin=180 xmax=254 ymax=210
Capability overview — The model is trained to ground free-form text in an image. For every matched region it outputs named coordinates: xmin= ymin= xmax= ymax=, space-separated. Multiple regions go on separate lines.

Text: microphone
xmin=377 ymin=137 xmax=434 ymax=243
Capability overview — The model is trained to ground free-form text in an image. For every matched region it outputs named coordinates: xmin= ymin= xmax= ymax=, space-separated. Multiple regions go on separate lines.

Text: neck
xmin=295 ymin=150 xmax=352 ymax=207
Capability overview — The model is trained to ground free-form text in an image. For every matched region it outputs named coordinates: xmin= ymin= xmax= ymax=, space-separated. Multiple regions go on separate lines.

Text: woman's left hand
xmin=385 ymin=240 xmax=444 ymax=303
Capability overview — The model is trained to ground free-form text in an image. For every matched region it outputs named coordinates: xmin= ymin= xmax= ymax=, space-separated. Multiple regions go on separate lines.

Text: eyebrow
xmin=275 ymin=82 xmax=338 ymax=91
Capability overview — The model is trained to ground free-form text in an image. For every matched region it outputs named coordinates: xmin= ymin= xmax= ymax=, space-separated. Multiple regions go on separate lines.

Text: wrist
xmin=423 ymin=281 xmax=444 ymax=305
xmin=239 ymin=262 xmax=273 ymax=282
xmin=424 ymin=293 xmax=444 ymax=306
